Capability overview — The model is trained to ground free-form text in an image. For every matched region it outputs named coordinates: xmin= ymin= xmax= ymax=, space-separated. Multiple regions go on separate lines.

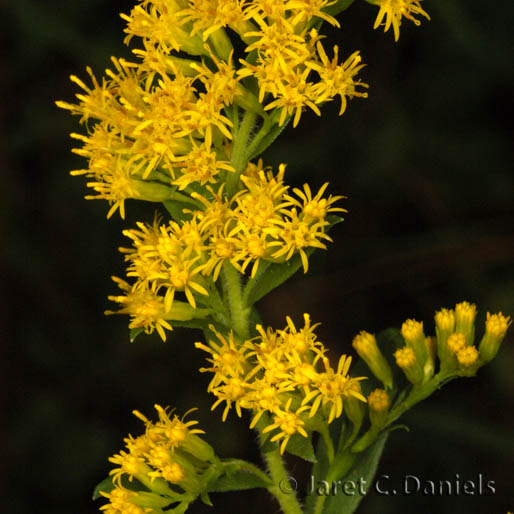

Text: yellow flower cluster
xmin=107 ymin=161 xmax=343 ymax=339
xmin=103 ymin=405 xmax=217 ymax=513
xmin=56 ymin=0 xmax=371 ymax=219
xmin=196 ymin=314 xmax=366 ymax=453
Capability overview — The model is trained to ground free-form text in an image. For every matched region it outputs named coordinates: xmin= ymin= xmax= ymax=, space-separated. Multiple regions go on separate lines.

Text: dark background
xmin=2 ymin=1 xmax=513 ymax=513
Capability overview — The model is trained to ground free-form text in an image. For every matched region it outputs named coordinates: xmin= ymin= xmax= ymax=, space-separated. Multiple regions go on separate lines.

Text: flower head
xmin=371 ymin=0 xmax=430 ymax=41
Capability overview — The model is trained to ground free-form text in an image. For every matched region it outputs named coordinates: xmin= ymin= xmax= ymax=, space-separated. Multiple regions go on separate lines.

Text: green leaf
xmin=323 ymin=433 xmax=388 ymax=514
xmin=248 ymin=119 xmax=290 ymax=161
xmin=200 ymin=491 xmax=213 ymax=506
xmin=285 ymin=432 xmax=316 ymax=463
xmin=208 ymin=465 xmax=272 ymax=492
xmin=243 ymin=254 xmax=306 ymax=306
xmin=92 ymin=475 xmax=146 ymax=500
xmin=162 ymin=199 xmax=193 ymax=223
xmin=304 ymin=434 xmax=331 ymax=514
xmin=130 ymin=326 xmax=145 ymax=342
xmin=325 ymin=0 xmax=356 ymax=16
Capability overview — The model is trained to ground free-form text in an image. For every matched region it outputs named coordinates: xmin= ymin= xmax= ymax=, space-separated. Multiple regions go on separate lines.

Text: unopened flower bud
xmin=401 ymin=319 xmax=427 ymax=367
xmin=352 ymin=331 xmax=393 ymax=389
xmin=394 ymin=346 xmax=424 ymax=384
xmin=455 ymin=301 xmax=477 ymax=346
xmin=368 ymin=388 xmax=390 ymax=428
xmin=435 ymin=308 xmax=455 ymax=364
xmin=479 ymin=312 xmax=511 ymax=363
xmin=457 ymin=346 xmax=479 ymax=376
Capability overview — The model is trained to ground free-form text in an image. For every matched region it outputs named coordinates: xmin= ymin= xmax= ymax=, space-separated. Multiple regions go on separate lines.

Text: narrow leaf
xmin=92 ymin=475 xmax=146 ymax=500
xmin=325 ymin=0 xmax=356 ymax=16
xmin=285 ymin=432 xmax=316 ymax=463
xmin=248 ymin=119 xmax=290 ymax=161
xmin=130 ymin=327 xmax=145 ymax=342
xmin=209 ymin=469 xmax=271 ymax=492
xmin=243 ymin=252 xmax=310 ymax=306
xmin=323 ymin=433 xmax=388 ymax=514
xmin=162 ymin=199 xmax=193 ymax=223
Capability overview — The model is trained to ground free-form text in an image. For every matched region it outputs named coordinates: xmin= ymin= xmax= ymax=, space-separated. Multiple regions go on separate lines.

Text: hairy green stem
xmin=263 ymin=447 xmax=304 ymax=514
xmin=227 ymin=110 xmax=257 ymax=195
xmin=222 ymin=458 xmax=273 ymax=485
xmin=221 ymin=262 xmax=250 ymax=340
xmin=353 ymin=371 xmax=456 ymax=453
xmin=312 ymin=450 xmax=356 ymax=514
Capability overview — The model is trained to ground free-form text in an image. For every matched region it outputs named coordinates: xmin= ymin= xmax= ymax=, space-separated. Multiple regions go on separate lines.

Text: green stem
xmin=388 ymin=371 xmax=454 ymax=424
xmin=227 ymin=110 xmax=257 ymax=195
xmin=263 ymin=447 xmax=304 ymax=514
xmin=221 ymin=262 xmax=250 ymax=340
xmin=222 ymin=458 xmax=273 ymax=485
xmin=245 ymin=115 xmax=274 ymax=157
xmin=319 ymin=425 xmax=335 ymax=464
xmin=312 ymin=451 xmax=356 ymax=514
xmin=352 ymin=371 xmax=457 ymax=453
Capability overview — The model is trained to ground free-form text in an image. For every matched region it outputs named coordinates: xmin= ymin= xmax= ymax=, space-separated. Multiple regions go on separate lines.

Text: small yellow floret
xmin=401 ymin=319 xmax=423 ymax=343
xmin=457 ymin=346 xmax=479 ymax=368
xmin=455 ymin=301 xmax=477 ymax=323
xmin=352 ymin=331 xmax=376 ymax=354
xmin=394 ymin=346 xmax=416 ymax=368
xmin=447 ymin=332 xmax=466 ymax=354
xmin=485 ymin=312 xmax=511 ymax=338
xmin=435 ymin=308 xmax=455 ymax=332
xmin=368 ymin=388 xmax=390 ymax=413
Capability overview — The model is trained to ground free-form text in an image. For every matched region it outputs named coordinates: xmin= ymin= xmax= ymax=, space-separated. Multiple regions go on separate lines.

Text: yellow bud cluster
xmin=354 ymin=302 xmax=510 ymax=391
xmin=196 ymin=314 xmax=366 ymax=453
xmin=104 ymin=405 xmax=216 ymax=513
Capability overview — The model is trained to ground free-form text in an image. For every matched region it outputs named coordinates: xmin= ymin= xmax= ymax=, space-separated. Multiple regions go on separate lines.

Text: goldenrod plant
xmin=57 ymin=1 xmax=510 ymax=513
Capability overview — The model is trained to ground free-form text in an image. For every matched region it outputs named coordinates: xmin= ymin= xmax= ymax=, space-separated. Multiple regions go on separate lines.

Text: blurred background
xmin=2 ymin=0 xmax=513 ymax=513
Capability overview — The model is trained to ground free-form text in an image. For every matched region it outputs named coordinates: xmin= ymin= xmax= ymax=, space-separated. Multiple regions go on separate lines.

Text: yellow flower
xmin=269 ymin=209 xmax=332 ymax=273
xmin=178 ymin=0 xmax=249 ymax=40
xmin=308 ymin=43 xmax=368 ymax=115
xmin=262 ymin=398 xmax=310 ymax=454
xmin=287 ymin=182 xmax=346 ymax=222
xmin=106 ymin=277 xmax=172 ymax=341
xmin=100 ymin=486 xmax=149 ymax=514
xmin=172 ymin=141 xmax=234 ymax=191
xmin=121 ymin=0 xmax=207 ymax=55
xmin=371 ymin=0 xmax=430 ymax=42
xmin=196 ymin=327 xmax=250 ymax=386
xmin=198 ymin=315 xmax=367 ymax=453
xmin=305 ymin=355 xmax=366 ymax=423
